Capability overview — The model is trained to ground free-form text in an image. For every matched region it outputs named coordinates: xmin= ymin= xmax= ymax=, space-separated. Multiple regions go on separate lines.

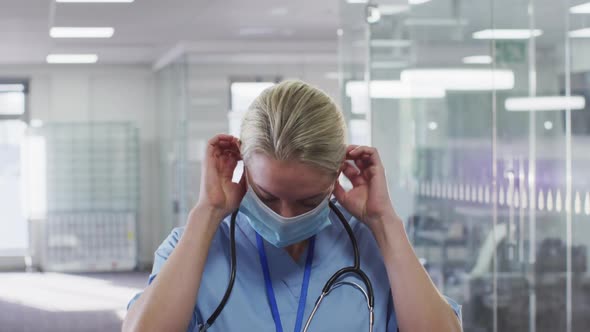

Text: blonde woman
xmin=123 ymin=80 xmax=461 ymax=332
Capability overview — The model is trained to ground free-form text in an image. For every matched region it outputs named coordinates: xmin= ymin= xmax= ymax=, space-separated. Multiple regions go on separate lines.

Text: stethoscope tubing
xmin=199 ymin=201 xmax=375 ymax=332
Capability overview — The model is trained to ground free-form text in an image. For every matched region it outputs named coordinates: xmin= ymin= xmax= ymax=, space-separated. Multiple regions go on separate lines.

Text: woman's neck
xmin=284 ymin=240 xmax=308 ymax=262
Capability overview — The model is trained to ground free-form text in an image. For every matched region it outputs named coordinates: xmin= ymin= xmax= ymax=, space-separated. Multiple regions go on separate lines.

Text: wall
xmin=0 ymin=64 xmax=159 ymax=268
xmin=0 ymin=56 xmax=340 ymax=269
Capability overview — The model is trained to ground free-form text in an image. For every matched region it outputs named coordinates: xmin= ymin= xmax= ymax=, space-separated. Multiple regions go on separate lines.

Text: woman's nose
xmin=277 ymin=202 xmax=302 ymax=218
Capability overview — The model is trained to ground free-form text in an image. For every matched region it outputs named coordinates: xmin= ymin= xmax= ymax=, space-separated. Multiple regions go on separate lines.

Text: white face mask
xmin=239 ymin=184 xmax=333 ymax=247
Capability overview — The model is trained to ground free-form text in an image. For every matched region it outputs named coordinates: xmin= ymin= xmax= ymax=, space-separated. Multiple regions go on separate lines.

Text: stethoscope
xmin=198 ymin=201 xmax=375 ymax=332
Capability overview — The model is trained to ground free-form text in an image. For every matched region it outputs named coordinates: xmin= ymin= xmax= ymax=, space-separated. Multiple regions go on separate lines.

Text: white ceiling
xmin=2 ymin=0 xmax=588 ymax=67
xmin=0 ymin=0 xmax=340 ymax=65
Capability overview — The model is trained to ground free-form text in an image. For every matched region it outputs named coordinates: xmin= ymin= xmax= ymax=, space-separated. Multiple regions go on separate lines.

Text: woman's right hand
xmin=195 ymin=134 xmax=246 ymax=222
xmin=124 ymin=133 xmax=244 ymax=332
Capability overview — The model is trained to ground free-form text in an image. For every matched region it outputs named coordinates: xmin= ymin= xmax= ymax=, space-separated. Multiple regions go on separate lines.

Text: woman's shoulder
xmin=157 ymin=215 xmax=234 ymax=253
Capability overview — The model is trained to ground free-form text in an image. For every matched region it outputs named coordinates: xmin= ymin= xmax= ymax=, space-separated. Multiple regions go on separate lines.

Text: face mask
xmin=240 ymin=184 xmax=333 ymax=247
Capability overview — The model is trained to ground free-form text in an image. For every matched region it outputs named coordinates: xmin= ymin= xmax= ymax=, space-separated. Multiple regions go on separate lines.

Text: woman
xmin=123 ymin=81 xmax=462 ymax=332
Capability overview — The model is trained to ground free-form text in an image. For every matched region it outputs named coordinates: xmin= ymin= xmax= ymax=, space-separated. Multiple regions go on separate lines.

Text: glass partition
xmin=340 ymin=1 xmax=590 ymax=331
xmin=155 ymin=56 xmax=190 ymax=240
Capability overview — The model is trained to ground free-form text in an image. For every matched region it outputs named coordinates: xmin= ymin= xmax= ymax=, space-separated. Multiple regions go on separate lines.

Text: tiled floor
xmin=0 ymin=271 xmax=149 ymax=332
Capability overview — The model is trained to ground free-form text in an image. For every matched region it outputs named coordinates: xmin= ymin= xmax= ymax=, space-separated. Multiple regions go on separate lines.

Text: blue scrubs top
xmin=128 ymin=203 xmax=462 ymax=331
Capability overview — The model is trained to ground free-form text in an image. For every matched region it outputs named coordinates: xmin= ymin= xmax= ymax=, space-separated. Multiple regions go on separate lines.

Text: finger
xmin=207 ymin=134 xmax=232 ymax=168
xmin=354 ymin=154 xmax=375 ymax=172
xmin=208 ymin=134 xmax=239 ymax=155
xmin=343 ymin=154 xmax=367 ymax=172
xmin=348 ymin=146 xmax=383 ymax=170
xmin=341 ymin=162 xmax=366 ymax=186
xmin=221 ymin=148 xmax=242 ymax=161
xmin=213 ymin=133 xmax=238 ymax=142
xmin=231 ymin=151 xmax=243 ymax=161
xmin=353 ymin=160 xmax=382 ymax=182
xmin=355 ymin=158 xmax=364 ymax=171
xmin=347 ymin=145 xmax=378 ymax=159
xmin=217 ymin=140 xmax=241 ymax=153
xmin=220 ymin=153 xmax=240 ymax=178
xmin=208 ymin=133 xmax=237 ymax=147
xmin=346 ymin=144 xmax=359 ymax=154
xmin=218 ymin=138 xmax=240 ymax=147
xmin=208 ymin=135 xmax=241 ymax=170
xmin=363 ymin=165 xmax=382 ymax=180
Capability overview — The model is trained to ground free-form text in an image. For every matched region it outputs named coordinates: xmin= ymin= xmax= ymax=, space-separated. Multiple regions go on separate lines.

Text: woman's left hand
xmin=333 ymin=145 xmax=399 ymax=229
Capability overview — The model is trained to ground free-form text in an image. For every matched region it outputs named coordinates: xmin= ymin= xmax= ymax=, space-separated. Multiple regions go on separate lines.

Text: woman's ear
xmin=338 ymin=159 xmax=348 ymax=173
xmin=334 ymin=160 xmax=348 ymax=184
xmin=333 ymin=167 xmax=343 ymax=189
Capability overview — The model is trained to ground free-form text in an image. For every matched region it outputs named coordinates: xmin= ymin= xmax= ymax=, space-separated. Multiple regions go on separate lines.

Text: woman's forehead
xmin=246 ymin=153 xmax=334 ymax=197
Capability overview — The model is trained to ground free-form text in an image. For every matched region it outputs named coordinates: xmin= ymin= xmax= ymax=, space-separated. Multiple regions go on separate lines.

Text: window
xmin=0 ymin=80 xmax=29 ymax=255
xmin=228 ymin=80 xmax=276 ymax=137
xmin=230 ymin=81 xmax=275 ymax=113
xmin=0 ymin=82 xmax=27 ymax=117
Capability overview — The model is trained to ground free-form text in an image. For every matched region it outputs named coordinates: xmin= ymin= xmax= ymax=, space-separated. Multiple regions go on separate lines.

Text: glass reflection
xmin=340 ymin=0 xmax=590 ymax=331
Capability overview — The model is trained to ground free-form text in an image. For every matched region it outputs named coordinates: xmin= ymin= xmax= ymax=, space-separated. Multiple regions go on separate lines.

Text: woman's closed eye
xmin=260 ymin=196 xmax=279 ymax=204
xmin=254 ymin=185 xmax=329 ymax=209
xmin=300 ymin=199 xmax=323 ymax=208
xmin=261 ymin=197 xmax=319 ymax=209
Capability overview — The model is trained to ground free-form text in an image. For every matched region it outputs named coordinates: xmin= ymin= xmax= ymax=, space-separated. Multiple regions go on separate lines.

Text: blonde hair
xmin=240 ymin=80 xmax=347 ymax=175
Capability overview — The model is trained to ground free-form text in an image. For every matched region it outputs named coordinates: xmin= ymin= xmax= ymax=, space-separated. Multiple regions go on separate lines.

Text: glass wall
xmin=0 ymin=120 xmax=28 ymax=254
xmin=340 ymin=1 xmax=590 ymax=331
xmin=0 ymin=81 xmax=29 ymax=257
xmin=155 ymin=56 xmax=190 ymax=241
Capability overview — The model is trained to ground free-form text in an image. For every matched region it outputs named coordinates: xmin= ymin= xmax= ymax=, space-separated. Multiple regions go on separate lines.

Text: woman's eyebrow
xmin=300 ymin=192 xmax=325 ymax=201
xmin=257 ymin=186 xmax=278 ymax=198
xmin=258 ymin=185 xmax=325 ymax=201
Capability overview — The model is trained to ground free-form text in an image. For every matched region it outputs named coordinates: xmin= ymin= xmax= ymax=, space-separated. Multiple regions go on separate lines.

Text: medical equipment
xmin=198 ymin=201 xmax=375 ymax=332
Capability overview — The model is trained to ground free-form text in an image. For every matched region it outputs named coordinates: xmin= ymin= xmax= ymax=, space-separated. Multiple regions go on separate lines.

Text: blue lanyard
xmin=256 ymin=233 xmax=315 ymax=332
